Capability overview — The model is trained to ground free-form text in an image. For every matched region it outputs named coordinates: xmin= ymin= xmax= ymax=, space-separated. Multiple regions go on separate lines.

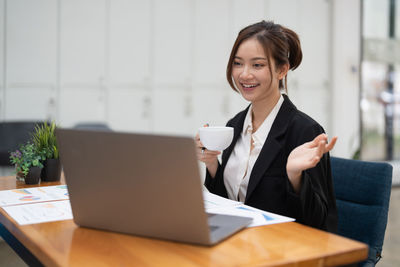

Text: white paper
xmin=203 ymin=191 xmax=295 ymax=227
xmin=0 ymin=185 xmax=69 ymax=207
xmin=2 ymin=200 xmax=73 ymax=225
xmin=1 ymin=187 xmax=293 ymax=226
xmin=203 ymin=190 xmax=240 ymax=208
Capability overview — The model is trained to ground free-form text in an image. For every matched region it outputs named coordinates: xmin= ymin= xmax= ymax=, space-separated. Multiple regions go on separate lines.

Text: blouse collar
xmin=242 ymin=94 xmax=284 ymax=146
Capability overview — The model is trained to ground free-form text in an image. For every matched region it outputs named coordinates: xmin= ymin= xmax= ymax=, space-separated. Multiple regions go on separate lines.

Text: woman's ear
xmin=278 ymin=63 xmax=290 ymax=80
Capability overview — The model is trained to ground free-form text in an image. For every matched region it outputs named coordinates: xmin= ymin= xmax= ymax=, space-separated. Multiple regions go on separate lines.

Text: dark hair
xmin=226 ymin=20 xmax=302 ymax=92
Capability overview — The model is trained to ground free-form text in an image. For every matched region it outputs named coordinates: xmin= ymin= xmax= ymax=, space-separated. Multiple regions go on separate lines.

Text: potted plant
xmin=9 ymin=149 xmax=25 ymax=181
xmin=9 ymin=142 xmax=44 ymax=184
xmin=31 ymin=121 xmax=62 ymax=182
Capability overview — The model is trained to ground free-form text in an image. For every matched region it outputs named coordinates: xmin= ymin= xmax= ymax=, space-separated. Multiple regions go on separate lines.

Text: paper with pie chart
xmin=0 ymin=185 xmax=69 ymax=207
xmin=2 ymin=200 xmax=72 ymax=225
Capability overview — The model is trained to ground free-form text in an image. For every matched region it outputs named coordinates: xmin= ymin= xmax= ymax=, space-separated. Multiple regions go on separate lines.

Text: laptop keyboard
xmin=207 ymin=213 xmax=219 ymax=232
xmin=209 ymin=225 xmax=219 ymax=232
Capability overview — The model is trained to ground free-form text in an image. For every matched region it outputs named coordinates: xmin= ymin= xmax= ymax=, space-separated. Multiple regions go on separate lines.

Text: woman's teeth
xmin=242 ymin=84 xmax=257 ymax=88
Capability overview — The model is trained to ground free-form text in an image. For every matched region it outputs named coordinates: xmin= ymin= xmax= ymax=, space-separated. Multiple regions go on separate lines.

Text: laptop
xmin=56 ymin=129 xmax=252 ymax=246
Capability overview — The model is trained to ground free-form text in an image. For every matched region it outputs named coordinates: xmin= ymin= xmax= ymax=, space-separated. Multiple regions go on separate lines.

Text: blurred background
xmin=0 ymin=0 xmax=361 ymax=157
xmin=0 ymin=0 xmax=399 ymax=266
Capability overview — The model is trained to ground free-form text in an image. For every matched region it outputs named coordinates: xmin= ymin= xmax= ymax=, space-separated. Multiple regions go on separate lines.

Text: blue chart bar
xmin=236 ymin=206 xmax=274 ymax=221
xmin=262 ymin=214 xmax=274 ymax=221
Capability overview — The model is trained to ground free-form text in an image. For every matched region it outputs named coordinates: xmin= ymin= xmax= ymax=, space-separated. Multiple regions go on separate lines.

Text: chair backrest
xmin=73 ymin=122 xmax=112 ymax=131
xmin=331 ymin=157 xmax=392 ymax=266
xmin=0 ymin=121 xmax=43 ymax=166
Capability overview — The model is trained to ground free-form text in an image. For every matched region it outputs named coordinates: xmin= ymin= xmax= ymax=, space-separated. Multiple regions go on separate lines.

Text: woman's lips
xmin=240 ymin=83 xmax=259 ymax=91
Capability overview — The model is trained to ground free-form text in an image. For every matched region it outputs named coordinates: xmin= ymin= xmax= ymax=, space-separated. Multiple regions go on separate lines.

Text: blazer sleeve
xmin=284 ymin=123 xmax=337 ymax=231
xmin=204 ymin=159 xmax=230 ymax=198
xmin=205 ymin=162 xmax=220 ymax=191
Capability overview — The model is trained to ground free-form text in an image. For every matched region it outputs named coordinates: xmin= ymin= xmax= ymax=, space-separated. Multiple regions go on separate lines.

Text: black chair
xmin=0 ymin=121 xmax=43 ymax=166
xmin=73 ymin=122 xmax=112 ymax=131
xmin=331 ymin=157 xmax=393 ymax=266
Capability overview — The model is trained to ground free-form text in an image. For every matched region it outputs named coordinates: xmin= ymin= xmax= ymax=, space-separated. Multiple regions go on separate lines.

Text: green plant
xmin=31 ymin=121 xmax=59 ymax=159
xmin=10 ymin=142 xmax=44 ymax=177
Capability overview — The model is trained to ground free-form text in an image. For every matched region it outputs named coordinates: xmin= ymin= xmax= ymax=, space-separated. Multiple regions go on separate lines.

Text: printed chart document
xmin=2 ymin=186 xmax=293 ymax=226
xmin=2 ymin=200 xmax=72 ymax=225
xmin=203 ymin=190 xmax=294 ymax=227
xmin=0 ymin=185 xmax=71 ymax=225
xmin=0 ymin=185 xmax=69 ymax=207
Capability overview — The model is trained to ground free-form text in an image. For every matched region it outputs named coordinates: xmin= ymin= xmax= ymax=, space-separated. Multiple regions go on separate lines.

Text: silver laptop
xmin=56 ymin=129 xmax=252 ymax=245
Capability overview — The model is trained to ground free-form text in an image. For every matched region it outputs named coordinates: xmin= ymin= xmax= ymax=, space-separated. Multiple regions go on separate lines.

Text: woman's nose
xmin=240 ymin=66 xmax=253 ymax=80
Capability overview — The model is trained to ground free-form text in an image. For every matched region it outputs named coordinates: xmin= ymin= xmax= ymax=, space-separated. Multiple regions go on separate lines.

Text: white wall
xmin=0 ymin=0 xmax=4 ymax=119
xmin=0 ymin=0 xmax=361 ymax=158
xmin=265 ymin=0 xmax=332 ymax=135
xmin=331 ymin=0 xmax=361 ymax=158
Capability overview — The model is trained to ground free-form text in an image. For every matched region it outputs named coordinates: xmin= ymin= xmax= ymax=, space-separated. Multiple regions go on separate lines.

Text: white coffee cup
xmin=198 ymin=126 xmax=234 ymax=151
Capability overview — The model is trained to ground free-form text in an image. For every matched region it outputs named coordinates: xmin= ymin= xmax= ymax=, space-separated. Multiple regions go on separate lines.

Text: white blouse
xmin=223 ymin=94 xmax=284 ymax=202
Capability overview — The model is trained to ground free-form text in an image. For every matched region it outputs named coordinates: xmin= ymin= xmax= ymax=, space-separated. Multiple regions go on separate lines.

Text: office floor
xmin=380 ymin=186 xmax=400 ymax=267
xmin=0 ymin=188 xmax=399 ymax=266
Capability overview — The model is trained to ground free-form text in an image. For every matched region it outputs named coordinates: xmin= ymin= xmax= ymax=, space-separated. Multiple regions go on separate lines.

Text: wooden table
xmin=0 ymin=176 xmax=368 ymax=267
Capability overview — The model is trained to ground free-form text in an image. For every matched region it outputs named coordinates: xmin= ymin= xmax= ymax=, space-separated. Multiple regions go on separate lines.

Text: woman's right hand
xmin=195 ymin=125 xmax=220 ymax=178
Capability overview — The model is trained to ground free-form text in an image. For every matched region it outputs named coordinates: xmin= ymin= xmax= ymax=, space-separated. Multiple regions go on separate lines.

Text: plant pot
xmin=25 ymin=167 xmax=42 ymax=185
xmin=41 ymin=158 xmax=62 ymax=182
xmin=16 ymin=171 xmax=25 ymax=182
xmin=15 ymin=165 xmax=25 ymax=182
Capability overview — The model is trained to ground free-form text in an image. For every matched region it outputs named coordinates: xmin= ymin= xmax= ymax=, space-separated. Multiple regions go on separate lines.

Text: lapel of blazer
xmin=245 ymin=95 xmax=297 ymax=202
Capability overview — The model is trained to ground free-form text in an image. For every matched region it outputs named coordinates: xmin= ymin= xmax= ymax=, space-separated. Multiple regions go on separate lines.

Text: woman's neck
xmin=251 ymin=91 xmax=281 ymax=132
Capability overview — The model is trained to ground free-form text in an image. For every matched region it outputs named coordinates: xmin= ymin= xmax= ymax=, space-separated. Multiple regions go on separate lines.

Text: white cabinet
xmin=59 ymin=0 xmax=107 ymax=126
xmin=193 ymin=0 xmax=230 ymax=86
xmin=291 ymin=85 xmax=330 ymax=130
xmin=363 ymin=0 xmax=389 ymax=38
xmin=264 ymin=0 xmax=299 ymax=30
xmin=296 ymin=0 xmax=331 ymax=131
xmin=296 ymin=0 xmax=330 ymax=85
xmin=0 ymin=0 xmax=334 ymax=140
xmin=231 ymin=0 xmax=265 ymax=37
xmin=107 ymin=0 xmax=153 ymax=132
xmin=108 ymin=89 xmax=152 ymax=132
xmin=153 ymin=89 xmax=195 ymax=135
xmin=5 ymin=88 xmax=55 ymax=121
xmin=6 ymin=0 xmax=57 ymax=85
xmin=0 ymin=0 xmax=4 ymax=120
xmin=60 ymin=0 xmax=106 ymax=85
xmin=0 ymin=0 xmax=4 ymax=84
xmin=59 ymin=88 xmax=106 ymax=127
xmin=5 ymin=0 xmax=57 ymax=121
xmin=192 ymin=88 xmax=231 ymax=128
xmin=109 ymin=0 xmax=151 ymax=84
xmin=153 ymin=0 xmax=193 ymax=85
xmin=265 ymin=0 xmax=331 ymax=131
xmin=331 ymin=0 xmax=361 ymax=157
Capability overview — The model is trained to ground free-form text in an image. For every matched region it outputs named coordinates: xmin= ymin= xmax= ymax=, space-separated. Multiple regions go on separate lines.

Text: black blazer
xmin=205 ymin=95 xmax=338 ymax=232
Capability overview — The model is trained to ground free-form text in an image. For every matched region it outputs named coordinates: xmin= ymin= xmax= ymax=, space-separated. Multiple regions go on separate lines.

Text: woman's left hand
xmin=286 ymin=134 xmax=337 ymax=193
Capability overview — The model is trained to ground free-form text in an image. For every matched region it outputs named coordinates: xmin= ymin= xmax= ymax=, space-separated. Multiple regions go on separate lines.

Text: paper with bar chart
xmin=2 ymin=200 xmax=72 ymax=225
xmin=203 ymin=190 xmax=294 ymax=227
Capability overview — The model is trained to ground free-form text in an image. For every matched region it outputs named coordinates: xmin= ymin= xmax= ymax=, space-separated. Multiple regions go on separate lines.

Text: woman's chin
xmin=239 ymin=90 xmax=256 ymax=102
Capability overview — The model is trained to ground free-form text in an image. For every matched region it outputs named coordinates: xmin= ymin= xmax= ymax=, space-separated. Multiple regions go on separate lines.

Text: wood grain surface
xmin=0 ymin=176 xmax=367 ymax=266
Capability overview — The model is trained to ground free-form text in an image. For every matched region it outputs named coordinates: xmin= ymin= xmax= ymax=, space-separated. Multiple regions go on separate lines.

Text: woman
xmin=196 ymin=21 xmax=338 ymax=232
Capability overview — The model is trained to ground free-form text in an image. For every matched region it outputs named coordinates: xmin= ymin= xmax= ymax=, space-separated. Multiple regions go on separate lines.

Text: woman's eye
xmin=233 ymin=61 xmax=242 ymax=66
xmin=254 ymin=63 xmax=264 ymax=68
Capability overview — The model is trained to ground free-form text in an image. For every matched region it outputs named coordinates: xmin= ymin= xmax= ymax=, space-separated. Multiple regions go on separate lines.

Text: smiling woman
xmin=227 ymin=21 xmax=302 ymax=97
xmin=195 ymin=20 xmax=338 ymax=233
xmin=231 ymin=39 xmax=283 ymax=109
